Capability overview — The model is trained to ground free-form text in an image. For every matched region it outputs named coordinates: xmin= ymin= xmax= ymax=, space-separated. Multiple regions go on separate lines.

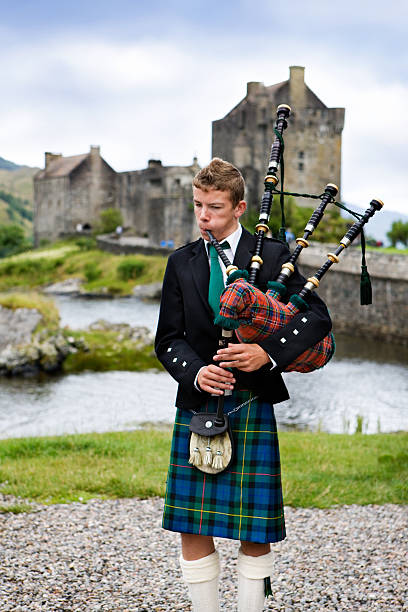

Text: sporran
xmin=188 ymin=395 xmax=256 ymax=474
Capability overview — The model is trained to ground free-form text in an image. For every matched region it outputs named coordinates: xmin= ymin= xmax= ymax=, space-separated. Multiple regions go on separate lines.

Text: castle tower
xmin=212 ymin=66 xmax=345 ymax=209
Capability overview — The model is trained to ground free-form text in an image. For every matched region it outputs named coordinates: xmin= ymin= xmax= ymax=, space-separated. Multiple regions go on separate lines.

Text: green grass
xmin=279 ymin=432 xmax=408 ymax=507
xmin=0 ymin=431 xmax=171 ymax=506
xmin=0 ymin=431 xmax=406 ymax=509
xmin=0 ymin=240 xmax=167 ymax=295
xmin=0 ymin=504 xmax=35 ymax=514
xmin=367 ymin=245 xmax=408 ymax=255
xmin=62 ymin=330 xmax=163 ymax=373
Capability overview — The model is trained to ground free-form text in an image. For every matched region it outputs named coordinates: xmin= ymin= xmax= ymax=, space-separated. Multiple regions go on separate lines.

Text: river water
xmin=0 ymin=296 xmax=406 ymax=439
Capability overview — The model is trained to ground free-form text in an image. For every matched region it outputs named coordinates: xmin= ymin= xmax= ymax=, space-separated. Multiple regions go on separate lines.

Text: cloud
xmin=0 ymin=13 xmax=407 ymax=214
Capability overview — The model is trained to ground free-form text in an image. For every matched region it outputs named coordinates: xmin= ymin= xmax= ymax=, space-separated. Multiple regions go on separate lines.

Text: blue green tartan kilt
xmin=162 ymin=391 xmax=286 ymax=544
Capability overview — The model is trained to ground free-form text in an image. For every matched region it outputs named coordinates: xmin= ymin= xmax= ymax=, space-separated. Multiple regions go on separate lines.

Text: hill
xmin=0 ymin=190 xmax=33 ymax=234
xmin=0 ymin=156 xmax=21 ymax=171
xmin=0 ymin=158 xmax=39 ymax=237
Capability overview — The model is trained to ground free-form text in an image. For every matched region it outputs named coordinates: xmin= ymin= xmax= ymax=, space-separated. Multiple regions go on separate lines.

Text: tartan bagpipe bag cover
xmin=218 ymin=279 xmax=334 ymax=373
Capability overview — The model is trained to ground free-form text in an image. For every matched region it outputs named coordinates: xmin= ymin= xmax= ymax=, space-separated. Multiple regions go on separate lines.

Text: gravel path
xmin=0 ymin=497 xmax=406 ymax=611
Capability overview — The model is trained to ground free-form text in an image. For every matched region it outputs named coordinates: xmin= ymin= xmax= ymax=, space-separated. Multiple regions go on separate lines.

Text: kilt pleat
xmin=162 ymin=391 xmax=286 ymax=544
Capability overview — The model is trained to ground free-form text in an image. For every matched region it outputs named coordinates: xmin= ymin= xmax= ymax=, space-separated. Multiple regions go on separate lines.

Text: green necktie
xmin=208 ymin=242 xmax=229 ymax=316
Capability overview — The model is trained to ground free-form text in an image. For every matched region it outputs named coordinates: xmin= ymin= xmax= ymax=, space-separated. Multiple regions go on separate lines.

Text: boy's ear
xmin=235 ymin=200 xmax=247 ymax=218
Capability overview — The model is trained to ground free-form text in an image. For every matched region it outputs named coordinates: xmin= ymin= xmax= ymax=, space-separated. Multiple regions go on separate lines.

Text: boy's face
xmin=193 ymin=187 xmax=246 ymax=242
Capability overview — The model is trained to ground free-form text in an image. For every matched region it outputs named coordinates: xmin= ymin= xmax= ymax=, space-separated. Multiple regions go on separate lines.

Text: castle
xmin=34 ymin=149 xmax=199 ymax=247
xmin=34 ymin=66 xmax=344 ymax=247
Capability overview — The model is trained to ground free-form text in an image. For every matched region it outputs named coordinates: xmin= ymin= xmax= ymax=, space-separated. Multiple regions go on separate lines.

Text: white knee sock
xmin=180 ymin=550 xmax=220 ymax=612
xmin=237 ymin=548 xmax=274 ymax=612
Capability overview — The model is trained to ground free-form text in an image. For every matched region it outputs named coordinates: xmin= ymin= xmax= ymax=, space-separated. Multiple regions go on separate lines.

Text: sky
xmin=1 ymin=0 xmax=407 ymax=215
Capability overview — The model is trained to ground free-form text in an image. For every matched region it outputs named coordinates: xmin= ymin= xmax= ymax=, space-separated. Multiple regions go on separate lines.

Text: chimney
xmin=246 ymin=81 xmax=264 ymax=98
xmin=45 ymin=152 xmax=62 ymax=169
xmin=148 ymin=159 xmax=162 ymax=168
xmin=289 ymin=66 xmax=306 ymax=109
xmin=90 ymin=145 xmax=101 ymax=157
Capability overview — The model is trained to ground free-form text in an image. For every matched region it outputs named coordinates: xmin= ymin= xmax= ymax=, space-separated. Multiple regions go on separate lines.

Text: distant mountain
xmin=340 ymin=204 xmax=408 ymax=246
xmin=0 ymin=156 xmax=22 ymax=171
xmin=0 ymin=189 xmax=33 ymax=232
xmin=0 ymin=158 xmax=39 ymax=236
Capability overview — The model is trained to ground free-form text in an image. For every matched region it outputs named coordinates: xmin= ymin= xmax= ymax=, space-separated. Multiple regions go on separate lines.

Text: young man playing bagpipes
xmin=155 ymin=158 xmax=332 ymax=611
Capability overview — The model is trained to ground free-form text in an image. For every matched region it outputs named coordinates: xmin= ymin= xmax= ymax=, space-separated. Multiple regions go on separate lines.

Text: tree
xmin=98 ymin=208 xmax=124 ymax=234
xmin=0 ymin=224 xmax=30 ymax=258
xmin=386 ymin=220 xmax=408 ymax=247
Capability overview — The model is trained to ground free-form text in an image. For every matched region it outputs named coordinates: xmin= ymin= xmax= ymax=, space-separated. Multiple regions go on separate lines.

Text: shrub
xmin=117 ymin=258 xmax=146 ymax=281
xmin=84 ymin=262 xmax=102 ymax=282
xmin=76 ymin=237 xmax=97 ymax=251
xmin=0 ymin=224 xmax=30 ymax=258
xmin=99 ymin=208 xmax=123 ymax=234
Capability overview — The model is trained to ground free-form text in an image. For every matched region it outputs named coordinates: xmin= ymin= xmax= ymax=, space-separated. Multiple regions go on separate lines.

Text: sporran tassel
xmin=188 ymin=447 xmax=202 ymax=466
xmin=212 ymin=450 xmax=224 ymax=470
xmin=204 ymin=439 xmax=213 ymax=466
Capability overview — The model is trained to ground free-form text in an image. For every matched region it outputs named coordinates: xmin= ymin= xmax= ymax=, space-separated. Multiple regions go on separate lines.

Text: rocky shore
xmin=0 ymin=332 xmax=85 ymax=376
xmin=0 ymin=497 xmax=406 ymax=611
xmin=0 ymin=300 xmax=155 ymax=376
xmin=0 ymin=305 xmax=85 ymax=376
xmin=43 ymin=278 xmax=162 ymax=300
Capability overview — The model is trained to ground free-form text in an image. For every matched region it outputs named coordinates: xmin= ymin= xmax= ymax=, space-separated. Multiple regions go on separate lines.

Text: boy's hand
xmin=197 ymin=364 xmax=236 ymax=395
xmin=213 ymin=343 xmax=269 ymax=372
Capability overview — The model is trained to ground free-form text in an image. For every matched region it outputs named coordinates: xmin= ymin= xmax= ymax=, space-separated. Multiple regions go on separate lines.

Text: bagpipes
xmin=188 ymin=104 xmax=383 ymax=473
xmin=207 ymin=104 xmax=384 ymax=373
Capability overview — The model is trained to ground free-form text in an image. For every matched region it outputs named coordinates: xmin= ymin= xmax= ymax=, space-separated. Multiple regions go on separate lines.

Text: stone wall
xmin=34 ymin=176 xmax=69 ymax=244
xmin=68 ymin=156 xmax=116 ymax=233
xmin=34 ymin=147 xmax=116 ymax=245
xmin=96 ymin=235 xmax=174 ymax=256
xmin=297 ymin=245 xmax=408 ymax=345
xmin=116 ymin=159 xmax=199 ymax=248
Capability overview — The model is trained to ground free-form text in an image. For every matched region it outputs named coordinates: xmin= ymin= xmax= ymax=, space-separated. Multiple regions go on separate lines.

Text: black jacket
xmin=155 ymin=228 xmax=332 ymax=410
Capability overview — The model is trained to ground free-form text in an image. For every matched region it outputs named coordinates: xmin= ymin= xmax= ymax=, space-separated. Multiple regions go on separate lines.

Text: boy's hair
xmin=193 ymin=158 xmax=245 ymax=207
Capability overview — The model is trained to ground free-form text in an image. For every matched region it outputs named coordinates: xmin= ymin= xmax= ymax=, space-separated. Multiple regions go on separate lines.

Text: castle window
xmin=298 ymin=151 xmax=304 ymax=159
xmin=298 ymin=162 xmax=304 ymax=171
xmin=240 ymin=110 xmax=246 ymax=129
xmin=174 ymin=178 xmax=181 ymax=186
xmin=150 ymin=178 xmax=162 ymax=186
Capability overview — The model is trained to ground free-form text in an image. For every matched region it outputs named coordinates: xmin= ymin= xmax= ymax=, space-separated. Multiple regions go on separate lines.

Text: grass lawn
xmin=0 ymin=430 xmax=406 ymax=512
xmin=0 ymin=239 xmax=168 ymax=295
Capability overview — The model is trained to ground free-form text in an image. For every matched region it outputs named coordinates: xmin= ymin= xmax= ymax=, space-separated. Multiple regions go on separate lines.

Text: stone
xmin=132 ymin=282 xmax=162 ymax=300
xmin=43 ymin=278 xmax=83 ymax=295
xmin=0 ymin=306 xmax=78 ymax=376
xmin=0 ymin=306 xmax=43 ymax=351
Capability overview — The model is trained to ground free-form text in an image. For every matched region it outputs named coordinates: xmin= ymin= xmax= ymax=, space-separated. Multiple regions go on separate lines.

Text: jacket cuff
xmin=258 ymin=310 xmax=332 ymax=371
